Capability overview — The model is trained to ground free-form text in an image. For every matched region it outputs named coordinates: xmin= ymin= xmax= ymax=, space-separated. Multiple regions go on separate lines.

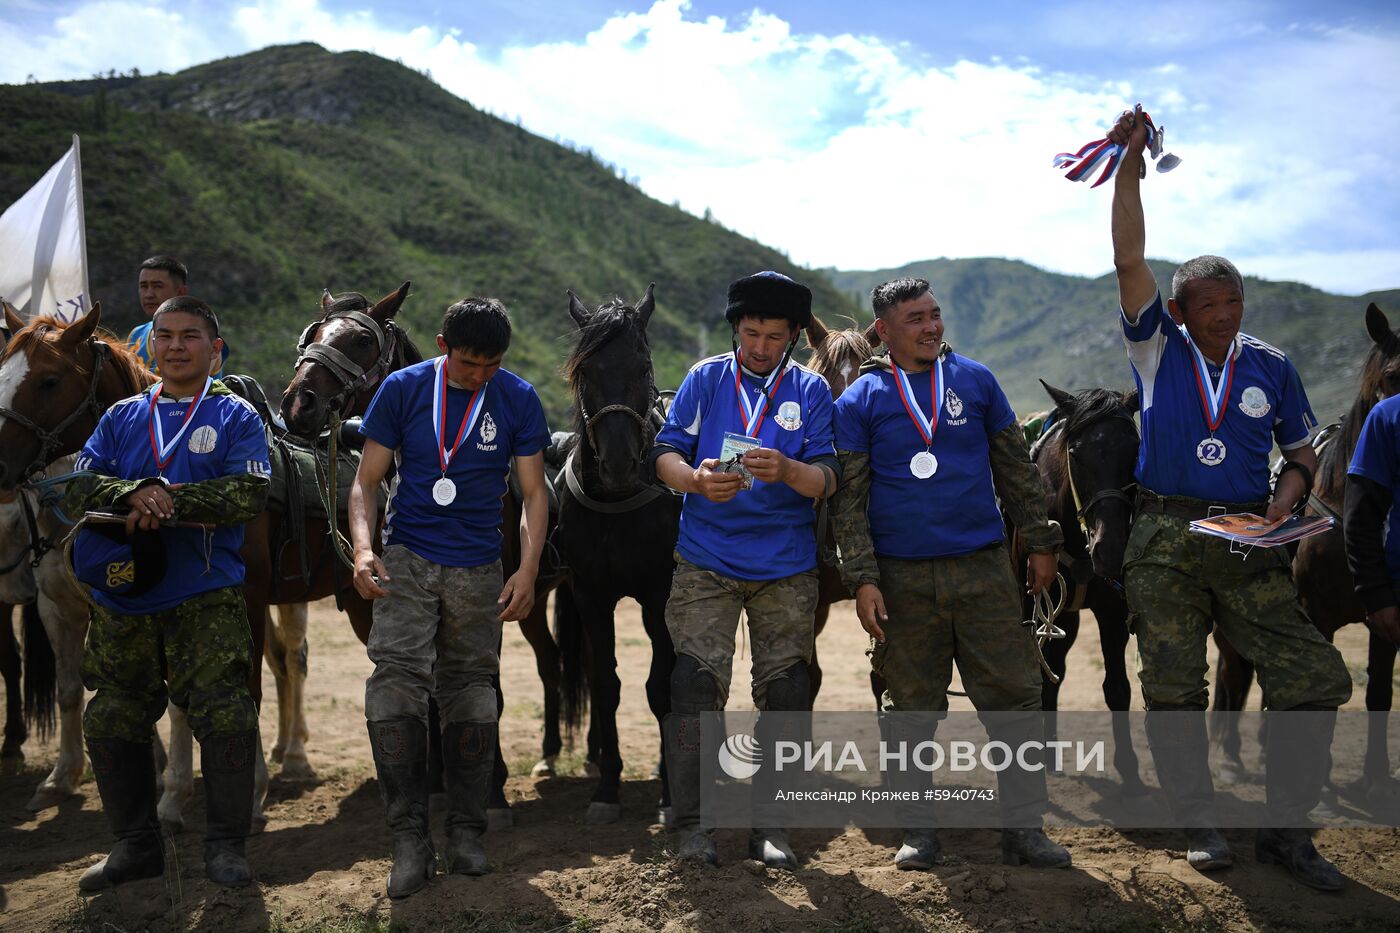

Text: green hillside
xmin=0 ymin=43 xmax=858 ymax=426
xmin=826 ymin=259 xmax=1400 ymax=423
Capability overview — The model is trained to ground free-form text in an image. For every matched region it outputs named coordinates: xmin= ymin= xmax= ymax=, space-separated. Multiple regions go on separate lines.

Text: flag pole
xmin=71 ymin=134 xmax=90 ymax=316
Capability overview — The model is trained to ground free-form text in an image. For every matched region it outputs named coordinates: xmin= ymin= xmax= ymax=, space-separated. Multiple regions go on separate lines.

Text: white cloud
xmin=1 ymin=0 xmax=1396 ymax=293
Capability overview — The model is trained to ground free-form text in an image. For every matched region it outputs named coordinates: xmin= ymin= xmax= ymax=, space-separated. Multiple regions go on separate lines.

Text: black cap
xmin=724 ymin=271 xmax=812 ymax=328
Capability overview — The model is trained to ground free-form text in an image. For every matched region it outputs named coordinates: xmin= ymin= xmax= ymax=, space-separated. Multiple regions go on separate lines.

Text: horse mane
xmin=1043 ymin=387 xmax=1135 ymax=497
xmin=2 ymin=315 xmax=155 ymax=394
xmin=807 ymin=327 xmax=871 ymax=382
xmin=398 ymin=327 xmax=424 ymax=365
xmin=1318 ymin=340 xmax=1394 ymax=501
xmin=561 ymin=298 xmax=649 ymax=395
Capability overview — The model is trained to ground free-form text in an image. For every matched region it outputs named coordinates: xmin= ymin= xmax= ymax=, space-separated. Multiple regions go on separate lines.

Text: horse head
xmin=1362 ymin=303 xmax=1400 ymax=403
xmin=280 ymin=281 xmax=416 ymax=439
xmin=1040 ymin=381 xmax=1140 ymax=579
xmin=563 ymin=283 xmax=657 ymax=496
xmin=0 ymin=303 xmax=152 ymax=500
xmin=804 ymin=314 xmax=878 ymax=400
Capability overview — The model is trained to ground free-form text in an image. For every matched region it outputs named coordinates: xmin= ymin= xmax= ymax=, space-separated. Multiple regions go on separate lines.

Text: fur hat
xmin=724 ymin=271 xmax=812 ymax=328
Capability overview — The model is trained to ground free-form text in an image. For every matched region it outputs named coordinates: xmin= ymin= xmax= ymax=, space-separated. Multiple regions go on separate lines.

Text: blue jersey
xmin=834 ymin=350 xmax=1016 ymax=560
xmin=1123 ymin=292 xmax=1315 ymax=502
xmin=74 ymin=383 xmax=271 ymax=613
xmin=1348 ymin=396 xmax=1400 ymax=581
xmin=360 ymin=359 xmax=550 ymax=568
xmin=127 ymin=320 xmax=229 ymax=377
xmin=655 ymin=353 xmax=836 ymax=580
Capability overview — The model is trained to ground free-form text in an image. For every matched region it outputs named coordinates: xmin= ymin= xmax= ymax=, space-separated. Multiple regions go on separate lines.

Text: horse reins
xmin=0 ymin=340 xmax=112 ymax=483
xmin=294 ymin=306 xmax=402 ymax=415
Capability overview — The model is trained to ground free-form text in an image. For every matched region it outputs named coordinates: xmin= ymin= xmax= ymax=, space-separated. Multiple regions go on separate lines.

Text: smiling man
xmin=1108 ymin=105 xmax=1351 ymax=888
xmin=348 ymin=296 xmax=549 ymax=898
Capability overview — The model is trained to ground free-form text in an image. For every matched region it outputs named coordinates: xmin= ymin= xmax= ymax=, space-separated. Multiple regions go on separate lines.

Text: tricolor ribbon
xmin=148 ymin=376 xmax=212 ymax=471
xmin=733 ymin=353 xmax=789 ymax=436
xmin=1052 ymin=109 xmax=1182 ymax=188
xmin=891 ymin=358 xmax=943 ymax=448
xmin=1185 ymin=337 xmax=1235 ymax=434
xmin=431 ymin=357 xmax=486 ymax=474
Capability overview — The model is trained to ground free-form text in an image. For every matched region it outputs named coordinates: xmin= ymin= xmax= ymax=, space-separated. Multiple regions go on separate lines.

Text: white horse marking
xmin=0 ymin=354 xmax=31 ymax=432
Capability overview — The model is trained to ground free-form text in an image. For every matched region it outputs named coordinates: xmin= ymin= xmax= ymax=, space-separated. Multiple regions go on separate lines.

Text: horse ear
xmin=567 ymin=290 xmax=590 ymax=328
xmin=636 ymin=282 xmax=656 ymax=327
xmin=804 ymin=314 xmax=830 ymax=351
xmin=371 ymin=281 xmax=411 ymax=322
xmin=862 ymin=321 xmax=881 ymax=350
xmin=2 ymin=300 xmax=22 ymax=335
xmin=1366 ymin=303 xmax=1393 ymax=347
xmin=58 ymin=301 xmax=102 ymax=347
xmin=1122 ymin=388 xmax=1140 ymax=413
xmin=321 ymin=289 xmax=334 ymax=311
xmin=1040 ymin=379 xmax=1077 ymax=413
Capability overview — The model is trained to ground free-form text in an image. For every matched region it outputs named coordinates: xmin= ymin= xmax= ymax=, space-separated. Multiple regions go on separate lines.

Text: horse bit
xmin=294 ymin=305 xmax=403 ymax=414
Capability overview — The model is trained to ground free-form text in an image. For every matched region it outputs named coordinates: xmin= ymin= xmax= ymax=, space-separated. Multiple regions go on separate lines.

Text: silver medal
xmin=910 ymin=450 xmax=938 ymax=479
xmin=1196 ymin=437 xmax=1227 ymax=467
xmin=432 ymin=476 xmax=457 ymax=505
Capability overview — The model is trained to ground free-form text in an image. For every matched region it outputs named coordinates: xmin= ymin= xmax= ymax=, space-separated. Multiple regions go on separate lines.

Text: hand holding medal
xmin=1054 ymin=102 xmax=1182 ymax=188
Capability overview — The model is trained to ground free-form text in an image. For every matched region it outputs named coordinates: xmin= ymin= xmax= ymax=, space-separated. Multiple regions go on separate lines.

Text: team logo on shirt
xmin=480 ymin=412 xmax=497 ymax=444
xmin=945 ymin=389 xmax=964 ymax=419
xmin=1238 ymin=386 xmax=1271 ymax=418
xmin=187 ymin=425 xmax=218 ymax=454
xmin=775 ymin=401 xmax=802 ymax=431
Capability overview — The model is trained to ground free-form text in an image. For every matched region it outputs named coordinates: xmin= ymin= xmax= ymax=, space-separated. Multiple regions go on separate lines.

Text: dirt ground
xmin=3 ymin=596 xmax=1400 ymax=932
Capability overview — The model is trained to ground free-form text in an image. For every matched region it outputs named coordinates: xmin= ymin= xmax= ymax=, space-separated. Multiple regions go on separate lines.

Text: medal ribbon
xmin=431 ymin=357 xmax=486 ymax=474
xmin=1052 ymin=109 xmax=1181 ymax=188
xmin=732 ymin=353 xmax=789 ymax=436
xmin=891 ymin=358 xmax=943 ymax=448
xmin=1185 ymin=337 xmax=1235 ymax=434
xmin=147 ymin=376 xmax=212 ymax=470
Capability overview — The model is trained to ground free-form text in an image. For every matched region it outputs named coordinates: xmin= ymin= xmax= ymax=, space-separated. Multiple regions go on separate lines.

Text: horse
xmin=0 ymin=496 xmax=56 ymax=774
xmin=555 ymin=284 xmax=682 ymax=823
xmin=1211 ymin=302 xmax=1400 ymax=807
xmin=1028 ymin=383 xmax=1147 ymax=796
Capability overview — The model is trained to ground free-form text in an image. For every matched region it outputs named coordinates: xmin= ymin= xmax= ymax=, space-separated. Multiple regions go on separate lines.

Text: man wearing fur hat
xmin=651 ymin=271 xmax=839 ymax=868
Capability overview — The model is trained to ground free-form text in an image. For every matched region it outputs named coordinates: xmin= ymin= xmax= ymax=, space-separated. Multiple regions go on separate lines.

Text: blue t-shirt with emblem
xmin=1122 ymin=291 xmax=1315 ymax=503
xmin=834 ymin=351 xmax=1016 ymax=560
xmin=359 ymin=359 xmax=550 ymax=568
xmin=1348 ymin=395 xmax=1400 ymax=580
xmin=74 ymin=383 xmax=271 ymax=613
xmin=655 ymin=353 xmax=836 ymax=580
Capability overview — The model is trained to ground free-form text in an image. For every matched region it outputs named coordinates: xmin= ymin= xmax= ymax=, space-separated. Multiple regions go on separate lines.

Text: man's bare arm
xmin=1109 ymin=104 xmax=1158 ymax=320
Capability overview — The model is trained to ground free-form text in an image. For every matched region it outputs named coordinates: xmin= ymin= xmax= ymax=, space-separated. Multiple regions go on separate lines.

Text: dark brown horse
xmin=1212 ymin=302 xmax=1400 ymax=808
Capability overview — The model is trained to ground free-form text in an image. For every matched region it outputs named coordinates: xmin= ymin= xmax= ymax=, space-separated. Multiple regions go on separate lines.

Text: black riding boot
xmin=749 ymin=663 xmax=809 ymax=870
xmin=1256 ymin=708 xmax=1344 ymax=891
xmin=79 ymin=738 xmax=165 ymax=892
xmin=880 ymin=712 xmax=941 ymax=870
xmin=667 ymin=655 xmax=720 ymax=865
xmin=441 ymin=720 xmax=495 ymax=875
xmin=368 ymin=719 xmax=435 ymax=898
xmin=1145 ymin=706 xmax=1233 ymax=870
xmin=201 ymin=730 xmax=258 ymax=887
xmin=989 ymin=711 xmax=1071 ymax=868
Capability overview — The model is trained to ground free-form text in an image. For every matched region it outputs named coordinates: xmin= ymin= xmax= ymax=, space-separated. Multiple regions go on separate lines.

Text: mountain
xmin=825 ymin=258 xmax=1400 ymax=424
xmin=0 ymin=43 xmax=859 ymax=425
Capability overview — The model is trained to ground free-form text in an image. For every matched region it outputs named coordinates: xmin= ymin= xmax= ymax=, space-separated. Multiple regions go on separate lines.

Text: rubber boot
xmin=1257 ymin=708 xmax=1344 ymax=891
xmin=79 ymin=737 xmax=165 ymax=892
xmin=987 ymin=711 xmax=1070 ymax=868
xmin=442 ymin=720 xmax=495 ymax=875
xmin=666 ymin=655 xmax=720 ymax=865
xmin=749 ymin=663 xmax=809 ymax=870
xmin=200 ymin=730 xmax=257 ymax=887
xmin=1145 ymin=706 xmax=1233 ymax=870
xmin=368 ymin=719 xmax=435 ymax=898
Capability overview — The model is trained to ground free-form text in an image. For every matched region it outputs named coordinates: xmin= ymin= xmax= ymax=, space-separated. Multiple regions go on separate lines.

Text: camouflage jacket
xmin=831 ymin=347 xmax=1061 ymax=593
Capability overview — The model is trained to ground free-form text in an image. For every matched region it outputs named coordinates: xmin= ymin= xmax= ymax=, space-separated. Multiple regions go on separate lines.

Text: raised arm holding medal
xmin=829 ymin=277 xmax=1070 ymax=871
xmin=347 ymin=297 xmax=550 ymax=898
xmin=1108 ymin=104 xmax=1352 ymax=889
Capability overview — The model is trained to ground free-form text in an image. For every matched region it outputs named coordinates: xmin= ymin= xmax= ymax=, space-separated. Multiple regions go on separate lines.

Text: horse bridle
xmin=0 ymin=339 xmax=113 ymax=482
xmin=576 ymin=372 xmax=660 ymax=461
xmin=1063 ymin=410 xmax=1139 ymax=537
xmin=295 ymin=306 xmax=402 ymax=415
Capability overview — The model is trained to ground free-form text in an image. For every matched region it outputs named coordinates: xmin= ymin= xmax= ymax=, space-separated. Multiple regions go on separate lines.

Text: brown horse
xmin=1212 ymin=302 xmax=1400 ymax=808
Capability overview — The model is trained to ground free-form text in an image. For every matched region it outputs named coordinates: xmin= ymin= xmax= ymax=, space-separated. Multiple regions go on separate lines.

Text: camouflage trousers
xmin=665 ymin=556 xmax=817 ymax=707
xmin=82 ymin=585 xmax=257 ymax=743
xmin=1123 ymin=511 xmax=1352 ymax=710
xmin=871 ymin=546 xmax=1042 ymax=712
xmin=364 ymin=545 xmax=503 ymax=725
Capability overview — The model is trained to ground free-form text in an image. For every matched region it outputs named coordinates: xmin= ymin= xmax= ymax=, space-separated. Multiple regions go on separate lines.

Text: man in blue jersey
xmin=831 ymin=277 xmax=1071 ymax=870
xmin=652 ymin=271 xmax=838 ymax=869
xmin=1345 ymin=397 xmax=1400 ymax=649
xmin=348 ymin=296 xmax=549 ymax=898
xmin=1108 ymin=105 xmax=1351 ymax=889
xmin=127 ymin=256 xmax=229 ymax=376
xmin=65 ymin=296 xmax=271 ymax=891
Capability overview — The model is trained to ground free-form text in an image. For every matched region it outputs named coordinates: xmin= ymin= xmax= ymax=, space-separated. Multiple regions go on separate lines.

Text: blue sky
xmin=2 ymin=0 xmax=1397 ymax=294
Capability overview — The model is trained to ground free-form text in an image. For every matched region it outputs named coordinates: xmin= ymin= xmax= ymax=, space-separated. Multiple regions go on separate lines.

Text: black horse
xmin=556 ymin=285 xmax=682 ymax=823
xmin=1025 ymin=383 xmax=1147 ymax=796
xmin=0 ymin=602 xmax=54 ymax=772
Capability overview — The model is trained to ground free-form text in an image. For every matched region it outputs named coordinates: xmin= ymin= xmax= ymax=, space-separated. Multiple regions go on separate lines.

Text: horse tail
xmin=553 ymin=583 xmax=589 ymax=739
xmin=22 ymin=602 xmax=56 ymax=742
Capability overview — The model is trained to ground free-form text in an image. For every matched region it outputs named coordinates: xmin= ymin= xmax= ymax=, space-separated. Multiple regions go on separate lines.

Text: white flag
xmin=0 ymin=134 xmax=90 ymax=323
